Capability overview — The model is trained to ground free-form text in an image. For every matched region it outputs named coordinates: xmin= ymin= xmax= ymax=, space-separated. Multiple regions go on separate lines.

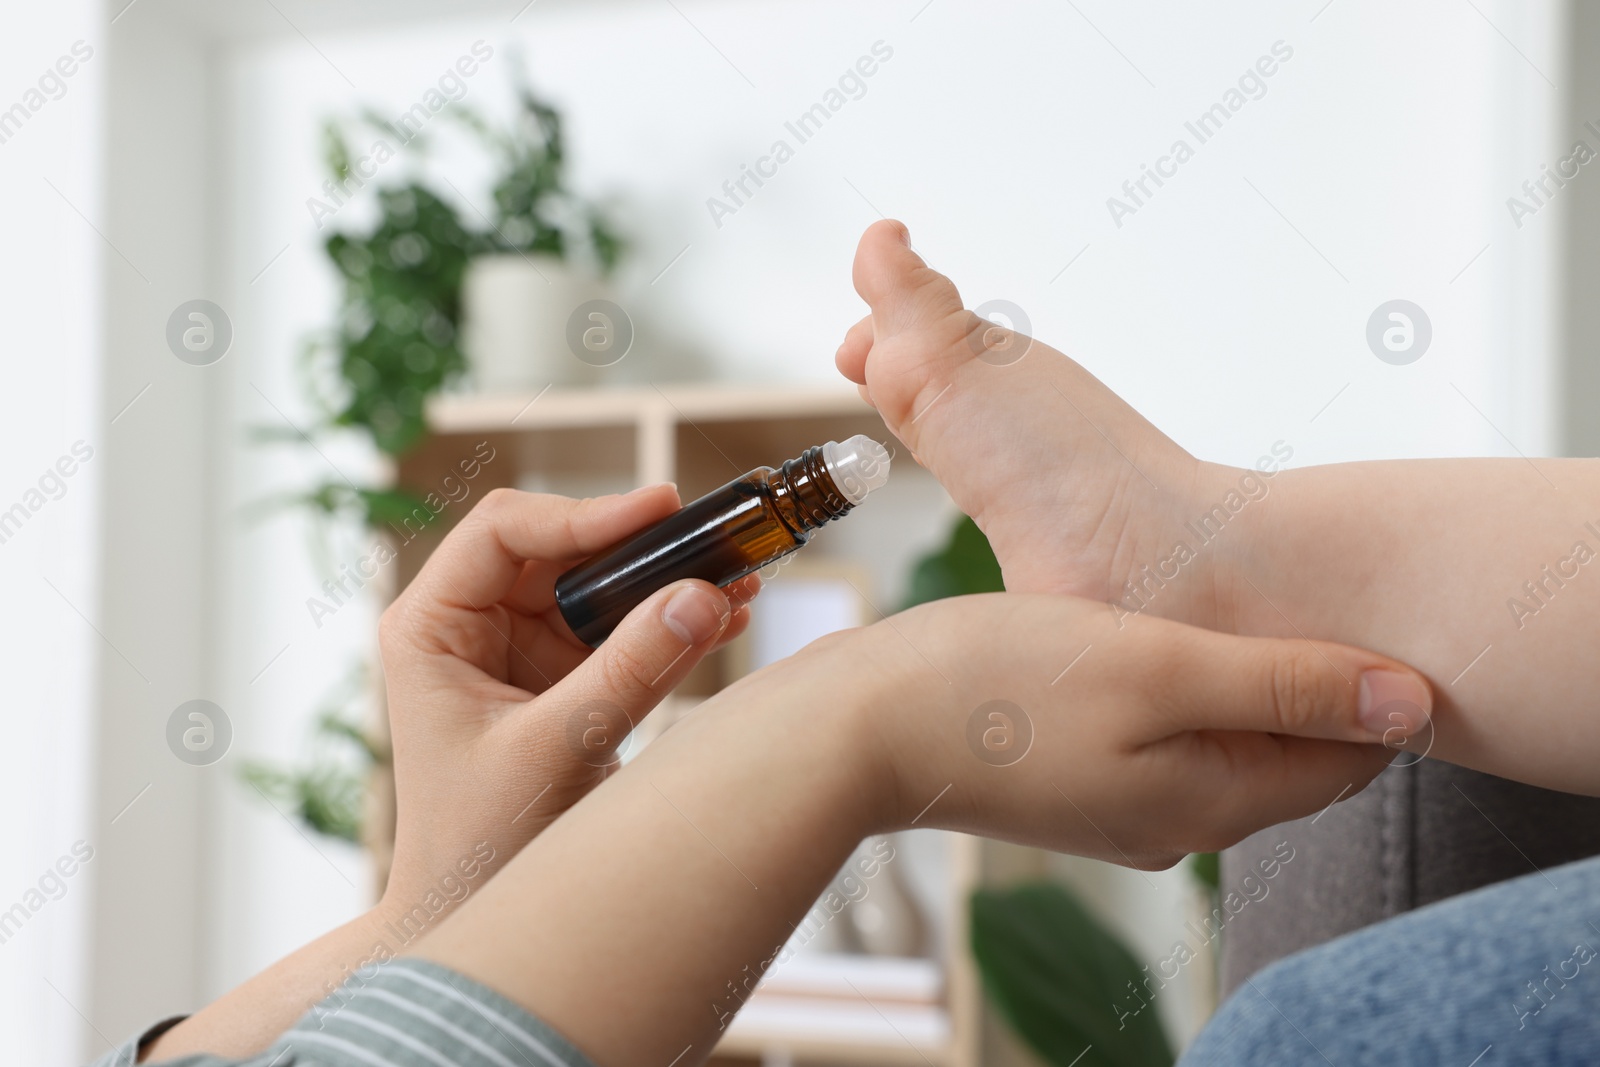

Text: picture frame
xmin=723 ymin=559 xmax=875 ymax=681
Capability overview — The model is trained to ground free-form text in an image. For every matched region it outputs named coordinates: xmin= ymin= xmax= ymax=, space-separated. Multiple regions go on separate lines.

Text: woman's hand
xmin=377 ymin=484 xmax=757 ymax=913
xmin=726 ymin=590 xmax=1431 ymax=869
xmin=880 ymin=594 xmax=1430 ymax=865
xmin=145 ymin=484 xmax=753 ymax=1061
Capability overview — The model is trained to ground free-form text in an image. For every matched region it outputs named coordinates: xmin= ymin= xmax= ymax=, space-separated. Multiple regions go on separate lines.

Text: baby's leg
xmin=840 ymin=221 xmax=1600 ymax=793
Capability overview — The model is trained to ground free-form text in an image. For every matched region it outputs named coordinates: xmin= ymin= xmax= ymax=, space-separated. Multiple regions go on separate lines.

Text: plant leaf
xmin=902 ymin=514 xmax=1005 ymax=609
xmin=1188 ymin=852 xmax=1219 ymax=892
xmin=971 ymin=882 xmax=1174 ymax=1067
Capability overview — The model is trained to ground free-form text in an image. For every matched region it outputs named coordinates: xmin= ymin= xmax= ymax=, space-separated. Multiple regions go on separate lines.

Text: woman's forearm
xmin=1224 ymin=457 xmax=1600 ymax=792
xmin=408 ymin=637 xmax=900 ymax=1066
xmin=144 ymin=908 xmax=406 ymax=1060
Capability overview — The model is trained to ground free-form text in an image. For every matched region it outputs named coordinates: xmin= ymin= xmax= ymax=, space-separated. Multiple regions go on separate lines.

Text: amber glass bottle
xmin=555 ymin=435 xmax=891 ymax=647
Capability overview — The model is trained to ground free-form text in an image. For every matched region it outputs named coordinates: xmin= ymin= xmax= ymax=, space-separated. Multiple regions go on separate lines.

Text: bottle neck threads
xmin=767 ymin=445 xmax=854 ymax=533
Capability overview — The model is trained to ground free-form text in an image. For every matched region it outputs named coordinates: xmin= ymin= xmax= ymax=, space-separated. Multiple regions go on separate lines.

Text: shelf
xmin=423 ymin=382 xmax=895 ymax=495
xmin=718 ymin=1006 xmax=953 ymax=1066
xmin=757 ymin=954 xmax=943 ymax=1002
xmin=720 ymin=956 xmax=951 ymax=1064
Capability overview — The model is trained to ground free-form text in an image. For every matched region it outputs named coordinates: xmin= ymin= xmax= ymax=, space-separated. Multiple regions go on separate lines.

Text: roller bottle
xmin=555 ymin=435 xmax=891 ymax=647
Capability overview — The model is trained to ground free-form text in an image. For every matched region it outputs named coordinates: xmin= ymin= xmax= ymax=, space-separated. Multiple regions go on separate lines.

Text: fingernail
xmin=896 ymin=224 xmax=911 ymax=246
xmin=1358 ymin=669 xmax=1430 ymax=737
xmin=662 ymin=585 xmax=725 ymax=645
xmin=627 ymin=481 xmax=676 ymax=497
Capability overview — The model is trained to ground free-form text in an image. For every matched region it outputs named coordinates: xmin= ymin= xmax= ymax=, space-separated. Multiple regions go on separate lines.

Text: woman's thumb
xmin=1172 ymin=628 xmax=1434 ymax=748
xmin=541 ymin=581 xmax=734 ymax=765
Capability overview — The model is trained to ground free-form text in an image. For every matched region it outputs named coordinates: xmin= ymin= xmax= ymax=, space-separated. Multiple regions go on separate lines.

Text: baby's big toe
xmin=852 ymin=220 xmax=966 ymax=341
xmin=849 ymin=221 xmax=980 ymax=430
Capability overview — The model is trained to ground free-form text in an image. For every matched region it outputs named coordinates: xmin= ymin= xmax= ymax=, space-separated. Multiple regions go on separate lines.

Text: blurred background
xmin=0 ymin=0 xmax=1590 ymax=1063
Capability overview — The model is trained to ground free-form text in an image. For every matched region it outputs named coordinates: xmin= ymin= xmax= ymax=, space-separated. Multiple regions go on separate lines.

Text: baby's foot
xmin=839 ymin=220 xmax=1237 ymax=628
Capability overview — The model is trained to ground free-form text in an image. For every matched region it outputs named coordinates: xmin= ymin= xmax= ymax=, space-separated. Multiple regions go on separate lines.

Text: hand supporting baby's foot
xmin=838 ymin=220 xmax=1247 ymax=629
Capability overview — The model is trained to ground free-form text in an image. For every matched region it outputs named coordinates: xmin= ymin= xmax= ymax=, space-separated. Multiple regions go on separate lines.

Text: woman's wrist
xmin=402 ymin=626 xmax=916 ymax=1065
xmin=689 ymin=623 xmax=911 ymax=835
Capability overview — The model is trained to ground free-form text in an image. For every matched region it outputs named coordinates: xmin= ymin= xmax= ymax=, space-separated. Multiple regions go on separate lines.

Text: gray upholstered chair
xmin=1218 ymin=762 xmax=1600 ymax=994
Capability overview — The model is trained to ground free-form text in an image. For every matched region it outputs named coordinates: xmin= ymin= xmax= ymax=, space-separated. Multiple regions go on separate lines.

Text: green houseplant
xmin=242 ymin=668 xmax=384 ymax=843
xmin=455 ymin=83 xmax=624 ymax=270
xmin=972 ymin=883 xmax=1174 ymax=1067
xmin=248 ymin=73 xmax=625 ymax=844
xmin=452 ymin=80 xmax=626 ymax=391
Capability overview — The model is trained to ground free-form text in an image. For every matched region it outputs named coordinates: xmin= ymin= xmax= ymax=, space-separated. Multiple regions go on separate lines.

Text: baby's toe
xmin=851 ymin=220 xmax=965 ymax=340
xmin=835 ymin=314 xmax=874 ymax=384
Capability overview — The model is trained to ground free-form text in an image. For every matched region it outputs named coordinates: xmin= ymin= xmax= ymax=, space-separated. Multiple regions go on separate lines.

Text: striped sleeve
xmin=87 ymin=958 xmax=598 ymax=1067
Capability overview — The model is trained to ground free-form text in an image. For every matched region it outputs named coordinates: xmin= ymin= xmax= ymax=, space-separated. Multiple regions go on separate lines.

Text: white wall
xmin=82 ymin=0 xmax=224 ymax=1052
xmin=50 ymin=0 xmax=1568 ymax=1059
xmin=272 ymin=0 xmax=1549 ymax=461
xmin=0 ymin=3 xmax=102 ymax=1063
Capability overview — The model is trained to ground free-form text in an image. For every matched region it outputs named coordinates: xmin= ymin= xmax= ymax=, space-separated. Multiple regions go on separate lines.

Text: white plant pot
xmin=461 ymin=253 xmax=605 ymax=391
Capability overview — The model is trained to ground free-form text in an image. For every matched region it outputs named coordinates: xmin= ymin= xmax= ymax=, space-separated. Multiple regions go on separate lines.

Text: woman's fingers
xmin=1152 ymin=624 xmax=1434 ymax=746
xmin=1125 ymin=623 xmax=1432 ymax=846
xmin=505 ymin=582 xmax=757 ymax=693
xmin=712 ymin=573 xmax=761 ymax=650
xmin=405 ymin=484 xmax=683 ymax=621
xmin=1216 ymin=733 xmax=1389 ymax=838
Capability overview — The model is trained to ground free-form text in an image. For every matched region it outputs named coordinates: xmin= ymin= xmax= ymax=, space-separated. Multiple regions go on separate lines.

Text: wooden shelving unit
xmin=421 ymin=382 xmax=896 ymax=497
xmin=381 ymin=383 xmax=1034 ymax=1067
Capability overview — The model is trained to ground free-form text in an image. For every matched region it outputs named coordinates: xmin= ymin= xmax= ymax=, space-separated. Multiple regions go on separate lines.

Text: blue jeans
xmin=1181 ymin=854 xmax=1600 ymax=1065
